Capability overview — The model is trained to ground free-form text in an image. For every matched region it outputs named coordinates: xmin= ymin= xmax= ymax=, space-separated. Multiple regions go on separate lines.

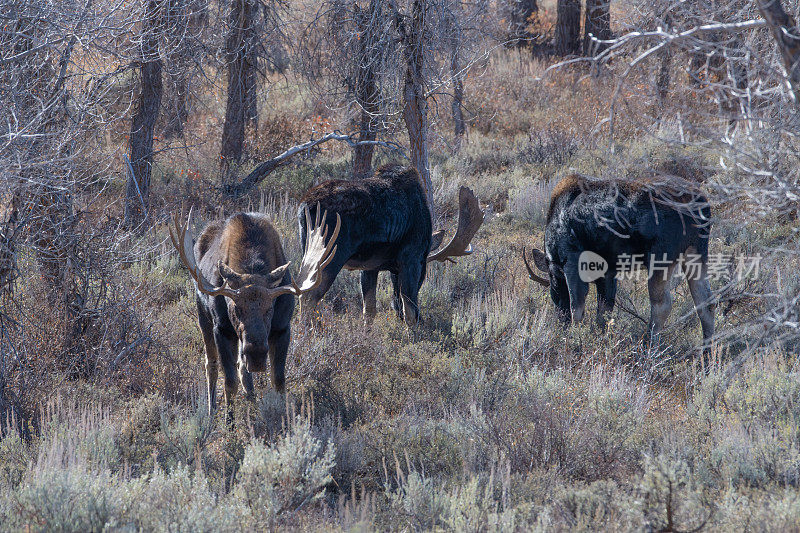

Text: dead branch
xmin=538 ymin=19 xmax=767 ymax=82
xmin=224 ymin=131 xmax=405 ymax=198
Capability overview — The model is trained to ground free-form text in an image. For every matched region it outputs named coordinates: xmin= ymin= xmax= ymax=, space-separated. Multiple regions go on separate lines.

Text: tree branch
xmin=755 ymin=0 xmax=800 ymax=104
xmin=538 ymin=19 xmax=767 ymax=82
xmin=224 ymin=131 xmax=405 ymax=197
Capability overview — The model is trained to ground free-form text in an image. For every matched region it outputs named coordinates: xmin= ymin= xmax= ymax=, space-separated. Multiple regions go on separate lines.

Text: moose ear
xmin=268 ymin=263 xmax=291 ymax=288
xmin=529 ymin=248 xmax=549 ymax=272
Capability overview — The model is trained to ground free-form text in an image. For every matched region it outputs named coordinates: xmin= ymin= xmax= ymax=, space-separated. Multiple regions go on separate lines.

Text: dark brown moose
xmin=170 ymin=206 xmax=340 ymax=420
xmin=296 ymin=164 xmax=484 ymax=325
xmin=523 ymin=174 xmax=715 ymax=353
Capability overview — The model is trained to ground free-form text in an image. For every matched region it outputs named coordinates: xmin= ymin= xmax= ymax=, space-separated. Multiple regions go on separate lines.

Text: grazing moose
xmin=296 ymin=164 xmax=484 ymax=325
xmin=522 ymin=174 xmax=715 ymax=352
xmin=170 ymin=206 xmax=340 ymax=420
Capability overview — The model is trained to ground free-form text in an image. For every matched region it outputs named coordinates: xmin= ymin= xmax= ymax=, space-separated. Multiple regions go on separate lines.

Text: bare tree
xmin=584 ymin=0 xmax=611 ymax=56
xmin=444 ymin=1 xmax=466 ymax=145
xmin=297 ymin=1 xmax=395 ymax=179
xmin=227 ymin=132 xmax=404 ymax=197
xmin=500 ymin=0 xmax=538 ymax=46
xmin=555 ymin=0 xmax=581 ymax=56
xmin=304 ymin=0 xmax=444 ymax=204
xmin=393 ymin=0 xmax=433 ymax=208
xmin=450 ymin=39 xmax=466 ymax=144
xmin=352 ymin=1 xmax=384 ymax=177
xmin=0 ymin=193 xmax=15 ymax=299
xmin=125 ymin=0 xmax=164 ymax=227
xmin=162 ymin=0 xmax=208 ymax=138
xmin=220 ymin=0 xmax=260 ymax=179
xmin=300 ymin=0 xmax=494 ymax=180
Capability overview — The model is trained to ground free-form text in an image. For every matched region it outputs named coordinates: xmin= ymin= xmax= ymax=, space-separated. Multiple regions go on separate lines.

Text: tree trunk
xmin=451 ymin=48 xmax=465 ymax=145
xmin=353 ymin=106 xmax=377 ymax=178
xmin=555 ymin=0 xmax=581 ymax=56
xmin=163 ymin=72 xmax=188 ymax=138
xmin=656 ymin=43 xmax=671 ymax=104
xmin=755 ymin=0 xmax=800 ymax=104
xmin=245 ymin=48 xmax=259 ymax=131
xmin=125 ymin=0 xmax=163 ymax=228
xmin=220 ymin=0 xmax=259 ymax=180
xmin=503 ymin=0 xmax=538 ymax=46
xmin=162 ymin=0 xmax=189 ymax=138
xmin=583 ymin=0 xmax=610 ymax=56
xmin=448 ymin=3 xmax=466 ymax=146
xmin=353 ymin=2 xmax=381 ymax=178
xmin=721 ymin=36 xmax=749 ymax=135
xmin=655 ymin=15 xmax=672 ymax=108
xmin=0 ymin=192 xmax=17 ymax=299
xmin=397 ymin=0 xmax=433 ymax=211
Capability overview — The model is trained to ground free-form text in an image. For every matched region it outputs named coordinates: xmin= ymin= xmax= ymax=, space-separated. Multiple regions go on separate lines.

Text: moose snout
xmin=240 ymin=342 xmax=269 ymax=372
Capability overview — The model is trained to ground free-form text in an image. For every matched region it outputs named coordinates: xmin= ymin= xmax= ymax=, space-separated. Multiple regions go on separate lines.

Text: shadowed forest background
xmin=2 ymin=0 xmax=800 ymax=530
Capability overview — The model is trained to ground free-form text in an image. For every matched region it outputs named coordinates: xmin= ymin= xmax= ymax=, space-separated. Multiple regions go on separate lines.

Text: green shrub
xmin=359 ymin=409 xmax=473 ymax=483
xmin=717 ymin=490 xmax=800 ymax=532
xmin=639 ymin=450 xmax=715 ymax=533
xmin=385 ymin=470 xmax=446 ymax=531
xmin=384 ymin=469 xmax=517 ymax=532
xmin=724 ymin=356 xmax=800 ymax=427
xmin=0 ymin=429 xmax=29 ymax=490
xmin=694 ymin=352 xmax=800 ymax=488
xmin=160 ymin=398 xmax=216 ymax=470
xmin=4 ymin=467 xmax=121 ymax=533
xmin=451 ymin=288 xmax=525 ymax=349
xmin=509 ymin=176 xmax=559 ymax=227
xmin=709 ymin=425 xmax=800 ymax=489
xmin=565 ymin=370 xmax=649 ymax=481
xmin=123 ymin=465 xmax=246 ymax=533
xmin=550 ymin=480 xmax=635 ymax=531
xmin=440 ymin=475 xmax=517 ymax=532
xmin=117 ymin=393 xmax=163 ymax=476
xmin=234 ymin=415 xmax=335 ymax=527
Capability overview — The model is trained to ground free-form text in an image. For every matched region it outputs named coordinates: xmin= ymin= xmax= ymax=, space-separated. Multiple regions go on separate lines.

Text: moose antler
xmin=522 ymin=247 xmax=550 ymax=287
xmin=169 ymin=207 xmax=240 ymax=299
xmin=428 ymin=187 xmax=484 ymax=263
xmin=267 ymin=203 xmax=341 ymax=298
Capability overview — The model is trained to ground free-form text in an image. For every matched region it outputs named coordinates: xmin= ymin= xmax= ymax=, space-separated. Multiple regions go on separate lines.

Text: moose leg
xmin=564 ymin=260 xmax=589 ymax=323
xmin=595 ymin=273 xmax=617 ymax=331
xmin=197 ymin=303 xmax=218 ymax=416
xmin=360 ymin=270 xmax=379 ymax=321
xmin=239 ymin=361 xmax=254 ymax=401
xmin=215 ymin=329 xmax=239 ymax=425
xmin=389 ymin=272 xmax=402 ymax=318
xmin=646 ymin=264 xmax=677 ymax=349
xmin=397 ymin=260 xmax=423 ymax=327
xmin=268 ymin=327 xmax=290 ymax=393
xmin=686 ymin=269 xmax=715 ymax=356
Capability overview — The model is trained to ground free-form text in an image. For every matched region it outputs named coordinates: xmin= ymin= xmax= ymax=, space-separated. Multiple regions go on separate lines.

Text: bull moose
xmin=523 ymin=174 xmax=715 ymax=352
xmin=296 ymin=164 xmax=484 ymax=325
xmin=169 ymin=206 xmax=340 ymax=419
